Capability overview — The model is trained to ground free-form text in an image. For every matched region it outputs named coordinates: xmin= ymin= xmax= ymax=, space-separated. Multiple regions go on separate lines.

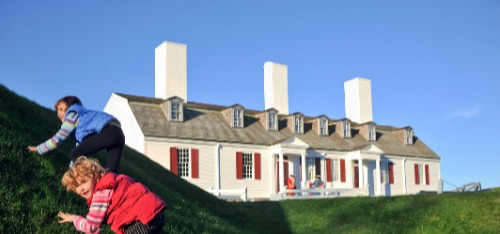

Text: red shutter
xmin=425 ymin=164 xmax=430 ymax=185
xmin=340 ymin=159 xmax=346 ymax=182
xmin=326 ymin=159 xmax=332 ymax=182
xmin=170 ymin=147 xmax=178 ymax=175
xmin=388 ymin=162 xmax=394 ymax=184
xmin=414 ymin=164 xmax=420 ymax=184
xmin=254 ymin=153 xmax=261 ymax=180
xmin=236 ymin=152 xmax=243 ymax=179
xmin=191 ymin=149 xmax=199 ymax=179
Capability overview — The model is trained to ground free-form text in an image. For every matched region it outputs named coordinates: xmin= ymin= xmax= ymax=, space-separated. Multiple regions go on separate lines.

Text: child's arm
xmin=59 ymin=189 xmax=112 ymax=234
xmin=28 ymin=111 xmax=78 ymax=154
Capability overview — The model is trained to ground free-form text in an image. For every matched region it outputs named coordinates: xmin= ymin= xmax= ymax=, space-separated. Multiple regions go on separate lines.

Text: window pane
xmin=268 ymin=113 xmax=276 ymax=130
xmin=171 ymin=102 xmax=180 ymax=120
xmin=178 ymin=148 xmax=190 ymax=177
xmin=333 ymin=159 xmax=339 ymax=182
xmin=242 ymin=153 xmax=253 ymax=179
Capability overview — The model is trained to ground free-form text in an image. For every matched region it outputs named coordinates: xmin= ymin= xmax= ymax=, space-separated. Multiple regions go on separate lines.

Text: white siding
xmin=144 ymin=140 xmax=217 ymax=191
xmin=137 ymin=135 xmax=441 ymax=199
xmin=104 ymin=93 xmax=144 ymax=153
xmin=219 ymin=144 xmax=270 ymax=199
xmin=404 ymin=158 xmax=441 ymax=194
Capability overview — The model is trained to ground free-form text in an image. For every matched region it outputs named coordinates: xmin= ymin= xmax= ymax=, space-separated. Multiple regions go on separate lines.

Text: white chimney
xmin=344 ymin=77 xmax=373 ymax=123
xmin=155 ymin=41 xmax=187 ymax=100
xmin=264 ymin=61 xmax=289 ymax=114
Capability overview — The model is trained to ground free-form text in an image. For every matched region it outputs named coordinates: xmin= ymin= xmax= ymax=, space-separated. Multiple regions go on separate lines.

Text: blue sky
xmin=1 ymin=1 xmax=499 ymax=191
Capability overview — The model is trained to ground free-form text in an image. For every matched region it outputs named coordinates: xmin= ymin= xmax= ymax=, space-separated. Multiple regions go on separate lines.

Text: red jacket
xmin=87 ymin=173 xmax=167 ymax=234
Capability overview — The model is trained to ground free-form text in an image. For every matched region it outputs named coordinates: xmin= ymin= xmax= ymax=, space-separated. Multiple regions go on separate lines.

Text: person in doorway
xmin=312 ymin=175 xmax=324 ymax=188
xmin=287 ymin=175 xmax=296 ymax=196
xmin=27 ymin=96 xmax=125 ymax=172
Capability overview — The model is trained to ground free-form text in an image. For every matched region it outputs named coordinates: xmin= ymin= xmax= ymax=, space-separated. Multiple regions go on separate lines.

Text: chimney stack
xmin=344 ymin=77 xmax=373 ymax=123
xmin=264 ymin=62 xmax=289 ymax=114
xmin=155 ymin=41 xmax=187 ymax=100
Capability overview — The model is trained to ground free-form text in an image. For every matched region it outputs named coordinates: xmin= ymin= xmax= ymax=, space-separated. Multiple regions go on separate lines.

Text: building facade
xmin=104 ymin=41 xmax=441 ymax=200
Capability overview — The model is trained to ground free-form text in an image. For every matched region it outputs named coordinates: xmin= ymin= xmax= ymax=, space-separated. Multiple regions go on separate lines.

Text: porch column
xmin=359 ymin=158 xmax=364 ymax=189
xmin=376 ymin=158 xmax=381 ymax=196
xmin=279 ymin=153 xmax=284 ymax=192
xmin=301 ymin=154 xmax=306 ymax=188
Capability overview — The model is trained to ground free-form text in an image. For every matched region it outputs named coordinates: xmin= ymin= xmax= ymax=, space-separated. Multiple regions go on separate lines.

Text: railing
xmin=270 ymin=186 xmax=369 ymax=201
xmin=206 ymin=187 xmax=248 ymax=202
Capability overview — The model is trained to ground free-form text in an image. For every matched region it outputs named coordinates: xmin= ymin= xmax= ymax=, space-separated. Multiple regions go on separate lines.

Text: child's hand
xmin=27 ymin=146 xmax=38 ymax=153
xmin=57 ymin=211 xmax=76 ymax=223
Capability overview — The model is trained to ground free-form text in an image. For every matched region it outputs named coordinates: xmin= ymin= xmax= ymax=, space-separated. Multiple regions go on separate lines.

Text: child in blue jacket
xmin=28 ymin=96 xmax=125 ymax=172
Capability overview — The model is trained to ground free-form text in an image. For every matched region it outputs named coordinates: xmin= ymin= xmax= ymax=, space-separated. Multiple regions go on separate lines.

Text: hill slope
xmin=2 ymin=84 xmax=499 ymax=234
xmin=0 ymin=84 xmax=292 ymax=233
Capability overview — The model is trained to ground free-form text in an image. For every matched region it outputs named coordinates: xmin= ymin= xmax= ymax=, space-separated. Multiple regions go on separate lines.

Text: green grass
xmin=1 ymin=84 xmax=499 ymax=234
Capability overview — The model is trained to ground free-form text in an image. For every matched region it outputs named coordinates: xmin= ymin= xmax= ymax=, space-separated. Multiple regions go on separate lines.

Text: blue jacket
xmin=67 ymin=104 xmax=117 ymax=142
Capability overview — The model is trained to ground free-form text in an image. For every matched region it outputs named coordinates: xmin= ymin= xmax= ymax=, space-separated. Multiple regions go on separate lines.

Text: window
xmin=405 ymin=128 xmax=413 ymax=145
xmin=380 ymin=162 xmax=388 ymax=183
xmin=233 ymin=108 xmax=243 ymax=127
xmin=177 ymin=148 xmax=190 ymax=177
xmin=333 ymin=159 xmax=339 ymax=182
xmin=268 ymin=112 xmax=277 ymax=130
xmin=171 ymin=102 xmax=181 ymax=120
xmin=414 ymin=163 xmax=427 ymax=185
xmin=242 ymin=153 xmax=253 ymax=179
xmin=294 ymin=115 xmax=303 ymax=133
xmin=368 ymin=124 xmax=376 ymax=141
xmin=170 ymin=147 xmax=198 ymax=178
xmin=319 ymin=118 xmax=328 ymax=136
xmin=306 ymin=157 xmax=315 ymax=181
xmin=343 ymin=120 xmax=351 ymax=138
xmin=236 ymin=152 xmax=261 ymax=180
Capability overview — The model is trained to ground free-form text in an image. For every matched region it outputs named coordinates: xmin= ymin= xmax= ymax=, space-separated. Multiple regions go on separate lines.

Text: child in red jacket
xmin=57 ymin=156 xmax=167 ymax=234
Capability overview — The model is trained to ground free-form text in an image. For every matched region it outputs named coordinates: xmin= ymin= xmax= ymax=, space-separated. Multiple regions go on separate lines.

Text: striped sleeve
xmin=36 ymin=111 xmax=78 ymax=154
xmin=73 ymin=189 xmax=113 ymax=234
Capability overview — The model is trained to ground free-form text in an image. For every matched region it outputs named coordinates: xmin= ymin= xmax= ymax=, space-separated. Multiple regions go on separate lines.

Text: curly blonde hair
xmin=61 ymin=156 xmax=107 ymax=192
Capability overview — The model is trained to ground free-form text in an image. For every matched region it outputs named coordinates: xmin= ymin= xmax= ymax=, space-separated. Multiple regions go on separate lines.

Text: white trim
xmin=403 ymin=158 xmax=407 ymax=195
xmin=215 ymin=143 xmax=221 ymax=192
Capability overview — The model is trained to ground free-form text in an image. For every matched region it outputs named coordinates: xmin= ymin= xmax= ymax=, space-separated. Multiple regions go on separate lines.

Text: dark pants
xmin=124 ymin=212 xmax=165 ymax=234
xmin=70 ymin=124 xmax=125 ymax=173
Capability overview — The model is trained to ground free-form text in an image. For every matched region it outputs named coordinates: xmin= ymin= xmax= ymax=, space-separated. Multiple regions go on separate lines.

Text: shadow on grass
xmin=106 ymin=146 xmax=293 ymax=234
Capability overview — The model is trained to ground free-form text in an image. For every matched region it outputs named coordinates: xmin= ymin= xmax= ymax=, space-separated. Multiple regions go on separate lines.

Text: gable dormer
xmin=312 ymin=115 xmax=329 ymax=136
xmin=394 ymin=126 xmax=414 ymax=145
xmin=222 ymin=104 xmax=245 ymax=128
xmin=257 ymin=108 xmax=278 ymax=131
xmin=160 ymin=96 xmax=184 ymax=122
xmin=358 ymin=121 xmax=377 ymax=141
xmin=287 ymin=112 xmax=304 ymax=134
xmin=334 ymin=118 xmax=351 ymax=138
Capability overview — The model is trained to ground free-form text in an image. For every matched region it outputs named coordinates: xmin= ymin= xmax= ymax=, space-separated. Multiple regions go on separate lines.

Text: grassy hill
xmin=1 ymin=84 xmax=499 ymax=233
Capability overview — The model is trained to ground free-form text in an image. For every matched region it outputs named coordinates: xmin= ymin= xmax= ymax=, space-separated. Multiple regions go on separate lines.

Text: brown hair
xmin=54 ymin=96 xmax=82 ymax=111
xmin=61 ymin=156 xmax=106 ymax=192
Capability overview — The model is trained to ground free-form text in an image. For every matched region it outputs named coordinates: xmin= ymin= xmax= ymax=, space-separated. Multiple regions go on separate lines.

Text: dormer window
xmin=319 ymin=118 xmax=328 ymax=136
xmin=405 ymin=128 xmax=413 ymax=145
xmin=342 ymin=120 xmax=351 ymax=138
xmin=294 ymin=115 xmax=303 ymax=133
xmin=165 ymin=97 xmax=184 ymax=122
xmin=171 ymin=102 xmax=181 ymax=120
xmin=233 ymin=108 xmax=244 ymax=128
xmin=368 ymin=123 xmax=376 ymax=141
xmin=268 ymin=112 xmax=277 ymax=130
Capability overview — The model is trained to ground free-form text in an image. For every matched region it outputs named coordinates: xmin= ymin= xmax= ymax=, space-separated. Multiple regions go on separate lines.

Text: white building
xmin=104 ymin=41 xmax=441 ymax=200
